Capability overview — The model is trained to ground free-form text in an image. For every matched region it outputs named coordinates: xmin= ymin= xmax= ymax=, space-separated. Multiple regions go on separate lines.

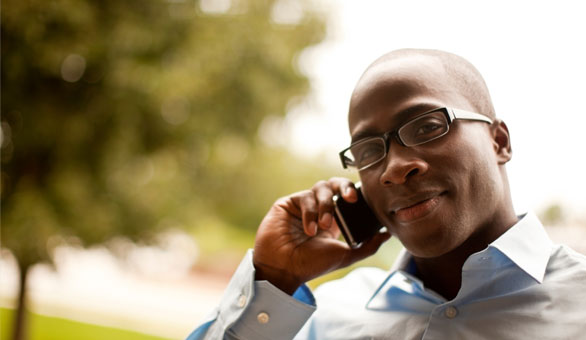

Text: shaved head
xmin=356 ymin=48 xmax=496 ymax=119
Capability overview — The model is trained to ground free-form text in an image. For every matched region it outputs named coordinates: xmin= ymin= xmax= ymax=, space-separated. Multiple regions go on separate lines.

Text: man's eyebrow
xmin=351 ymin=103 xmax=440 ymax=143
xmin=395 ymin=103 xmax=439 ymax=122
xmin=351 ymin=130 xmax=379 ymax=144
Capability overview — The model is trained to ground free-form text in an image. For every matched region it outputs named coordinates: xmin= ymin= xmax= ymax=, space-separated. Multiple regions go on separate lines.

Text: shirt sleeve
xmin=186 ymin=249 xmax=317 ymax=340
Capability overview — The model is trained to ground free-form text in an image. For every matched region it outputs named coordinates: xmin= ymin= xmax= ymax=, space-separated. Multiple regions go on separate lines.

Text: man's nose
xmin=379 ymin=141 xmax=429 ymax=186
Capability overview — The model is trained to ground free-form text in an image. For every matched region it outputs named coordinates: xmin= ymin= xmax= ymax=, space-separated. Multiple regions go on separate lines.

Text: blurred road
xmin=0 ymin=245 xmax=232 ymax=340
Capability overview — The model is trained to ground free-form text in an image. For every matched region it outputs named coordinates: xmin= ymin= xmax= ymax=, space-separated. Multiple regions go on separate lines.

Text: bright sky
xmin=278 ymin=0 xmax=586 ymax=217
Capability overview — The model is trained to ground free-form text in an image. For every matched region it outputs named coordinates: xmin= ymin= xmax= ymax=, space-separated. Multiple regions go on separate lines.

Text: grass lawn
xmin=0 ymin=308 xmax=173 ymax=340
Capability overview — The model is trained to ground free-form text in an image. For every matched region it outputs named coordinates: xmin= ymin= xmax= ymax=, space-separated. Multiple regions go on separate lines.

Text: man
xmin=187 ymin=49 xmax=586 ymax=339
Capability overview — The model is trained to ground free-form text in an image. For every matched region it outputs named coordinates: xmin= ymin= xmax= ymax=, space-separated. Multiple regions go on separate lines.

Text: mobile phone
xmin=333 ymin=183 xmax=384 ymax=248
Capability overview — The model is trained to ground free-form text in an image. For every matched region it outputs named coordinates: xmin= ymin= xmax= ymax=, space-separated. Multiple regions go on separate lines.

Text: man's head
xmin=348 ymin=48 xmax=516 ymax=259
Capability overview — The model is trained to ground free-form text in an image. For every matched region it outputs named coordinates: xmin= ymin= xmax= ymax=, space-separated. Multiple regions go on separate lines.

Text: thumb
xmin=343 ymin=231 xmax=392 ymax=266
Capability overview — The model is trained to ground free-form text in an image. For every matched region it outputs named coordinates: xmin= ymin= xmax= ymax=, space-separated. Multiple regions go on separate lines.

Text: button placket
xmin=444 ymin=306 xmax=458 ymax=319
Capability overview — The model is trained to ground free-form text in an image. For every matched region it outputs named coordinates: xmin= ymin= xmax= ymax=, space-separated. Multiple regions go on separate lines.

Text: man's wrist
xmin=253 ymin=261 xmax=302 ymax=295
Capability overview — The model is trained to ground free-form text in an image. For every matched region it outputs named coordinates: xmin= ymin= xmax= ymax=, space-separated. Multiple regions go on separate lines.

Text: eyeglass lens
xmin=398 ymin=110 xmax=448 ymax=146
xmin=345 ymin=110 xmax=449 ymax=170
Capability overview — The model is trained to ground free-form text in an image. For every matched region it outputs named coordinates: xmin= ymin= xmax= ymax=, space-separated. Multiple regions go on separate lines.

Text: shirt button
xmin=237 ymin=294 xmax=247 ymax=308
xmin=445 ymin=306 xmax=458 ymax=319
xmin=257 ymin=312 xmax=270 ymax=324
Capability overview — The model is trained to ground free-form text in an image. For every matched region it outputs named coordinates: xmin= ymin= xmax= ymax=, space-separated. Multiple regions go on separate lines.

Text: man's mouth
xmin=391 ymin=192 xmax=445 ymax=222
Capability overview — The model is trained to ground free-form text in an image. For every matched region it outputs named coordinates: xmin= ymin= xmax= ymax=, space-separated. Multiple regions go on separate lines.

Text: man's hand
xmin=253 ymin=177 xmax=391 ymax=295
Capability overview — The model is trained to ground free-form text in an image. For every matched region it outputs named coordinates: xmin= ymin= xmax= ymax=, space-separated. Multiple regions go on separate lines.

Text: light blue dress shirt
xmin=187 ymin=213 xmax=586 ymax=339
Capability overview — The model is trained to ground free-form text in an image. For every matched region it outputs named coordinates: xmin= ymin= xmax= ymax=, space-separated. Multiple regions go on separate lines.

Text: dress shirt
xmin=187 ymin=212 xmax=586 ymax=339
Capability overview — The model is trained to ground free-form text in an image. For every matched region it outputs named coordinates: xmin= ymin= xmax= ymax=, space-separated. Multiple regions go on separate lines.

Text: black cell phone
xmin=333 ymin=184 xmax=384 ymax=248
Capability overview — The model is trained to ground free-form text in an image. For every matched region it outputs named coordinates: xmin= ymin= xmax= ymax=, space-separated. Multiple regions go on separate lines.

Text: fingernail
xmin=309 ymin=221 xmax=318 ymax=235
xmin=320 ymin=213 xmax=332 ymax=228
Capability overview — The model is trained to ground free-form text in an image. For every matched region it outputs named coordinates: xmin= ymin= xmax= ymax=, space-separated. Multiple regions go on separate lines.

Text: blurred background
xmin=1 ymin=0 xmax=585 ymax=339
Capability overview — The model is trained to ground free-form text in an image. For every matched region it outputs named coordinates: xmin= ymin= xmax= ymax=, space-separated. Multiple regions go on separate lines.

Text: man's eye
xmin=352 ymin=141 xmax=384 ymax=165
xmin=415 ymin=123 xmax=442 ymax=136
xmin=358 ymin=147 xmax=379 ymax=160
xmin=409 ymin=117 xmax=446 ymax=138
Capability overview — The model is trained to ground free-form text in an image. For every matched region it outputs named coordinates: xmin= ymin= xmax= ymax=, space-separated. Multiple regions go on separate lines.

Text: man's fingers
xmin=279 ymin=178 xmax=357 ymax=238
xmin=299 ymin=191 xmax=319 ymax=236
xmin=313 ymin=178 xmax=359 ymax=231
xmin=313 ymin=181 xmax=335 ymax=230
xmin=328 ymin=177 xmax=358 ymax=203
xmin=329 ymin=218 xmax=341 ymax=239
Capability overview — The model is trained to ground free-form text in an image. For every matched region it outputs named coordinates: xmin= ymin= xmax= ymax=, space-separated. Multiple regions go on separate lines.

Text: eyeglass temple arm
xmin=450 ymin=108 xmax=493 ymax=124
xmin=339 ymin=152 xmax=350 ymax=169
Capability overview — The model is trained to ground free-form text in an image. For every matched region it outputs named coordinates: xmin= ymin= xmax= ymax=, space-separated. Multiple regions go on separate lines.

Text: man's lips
xmin=390 ymin=192 xmax=445 ymax=222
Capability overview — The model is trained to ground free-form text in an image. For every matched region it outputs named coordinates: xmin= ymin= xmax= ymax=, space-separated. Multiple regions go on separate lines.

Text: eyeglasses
xmin=339 ymin=107 xmax=493 ymax=171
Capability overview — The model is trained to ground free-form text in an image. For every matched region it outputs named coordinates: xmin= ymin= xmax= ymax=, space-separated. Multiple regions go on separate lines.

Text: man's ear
xmin=491 ymin=119 xmax=512 ymax=164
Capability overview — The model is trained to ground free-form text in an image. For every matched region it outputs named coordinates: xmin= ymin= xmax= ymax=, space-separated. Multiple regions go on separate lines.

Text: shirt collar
xmin=391 ymin=212 xmax=552 ymax=282
xmin=371 ymin=212 xmax=553 ymax=307
xmin=488 ymin=211 xmax=553 ymax=283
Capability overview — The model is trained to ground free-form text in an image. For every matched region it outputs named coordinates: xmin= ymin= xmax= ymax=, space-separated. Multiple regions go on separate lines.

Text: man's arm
xmin=187 ymin=178 xmax=390 ymax=339
xmin=186 ymin=250 xmax=315 ymax=340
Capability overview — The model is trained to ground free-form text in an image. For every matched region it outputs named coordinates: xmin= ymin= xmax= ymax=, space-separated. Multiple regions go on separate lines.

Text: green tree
xmin=539 ymin=203 xmax=565 ymax=226
xmin=1 ymin=0 xmax=325 ymax=338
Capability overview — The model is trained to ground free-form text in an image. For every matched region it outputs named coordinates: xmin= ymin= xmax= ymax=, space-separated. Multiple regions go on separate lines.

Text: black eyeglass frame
xmin=339 ymin=107 xmax=494 ymax=171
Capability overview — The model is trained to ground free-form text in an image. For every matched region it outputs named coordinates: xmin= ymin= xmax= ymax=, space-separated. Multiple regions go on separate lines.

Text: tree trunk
xmin=12 ymin=262 xmax=30 ymax=340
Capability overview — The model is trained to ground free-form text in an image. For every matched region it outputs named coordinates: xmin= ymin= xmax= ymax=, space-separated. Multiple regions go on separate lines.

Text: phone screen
xmin=333 ymin=185 xmax=384 ymax=248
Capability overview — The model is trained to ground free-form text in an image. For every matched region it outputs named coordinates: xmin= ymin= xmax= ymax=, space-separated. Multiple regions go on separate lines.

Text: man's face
xmin=349 ymin=57 xmax=506 ymax=258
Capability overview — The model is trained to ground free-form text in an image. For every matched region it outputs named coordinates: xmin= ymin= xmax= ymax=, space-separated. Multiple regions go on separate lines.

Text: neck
xmin=412 ymin=206 xmax=518 ymax=300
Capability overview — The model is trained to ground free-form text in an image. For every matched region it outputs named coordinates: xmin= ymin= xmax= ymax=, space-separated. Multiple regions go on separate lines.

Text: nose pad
xmin=379 ymin=143 xmax=428 ymax=186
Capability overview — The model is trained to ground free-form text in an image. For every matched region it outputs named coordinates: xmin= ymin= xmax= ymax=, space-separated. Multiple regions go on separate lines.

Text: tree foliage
xmin=1 ymin=0 xmax=326 ymax=337
xmin=1 ymin=0 xmax=325 ymax=264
